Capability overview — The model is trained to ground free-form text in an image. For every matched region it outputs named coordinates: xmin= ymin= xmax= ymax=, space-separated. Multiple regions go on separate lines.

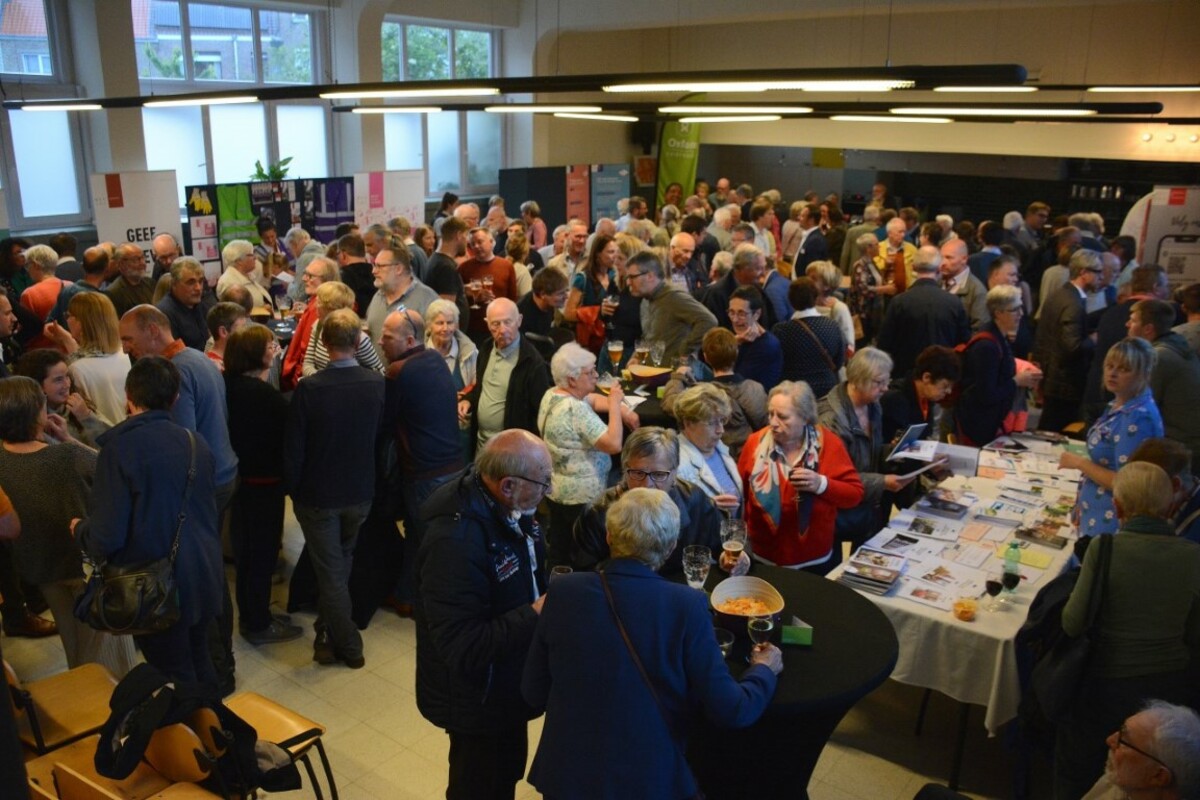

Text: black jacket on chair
xmin=465 ymin=335 xmax=552 ymax=450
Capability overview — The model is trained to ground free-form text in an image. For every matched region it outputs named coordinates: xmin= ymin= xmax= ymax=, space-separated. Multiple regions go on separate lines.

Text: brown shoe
xmin=385 ymin=597 xmax=414 ymax=618
xmin=4 ymin=613 xmax=57 ymax=638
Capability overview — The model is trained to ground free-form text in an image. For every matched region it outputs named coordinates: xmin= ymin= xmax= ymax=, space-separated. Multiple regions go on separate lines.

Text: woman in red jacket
xmin=738 ymin=380 xmax=864 ymax=574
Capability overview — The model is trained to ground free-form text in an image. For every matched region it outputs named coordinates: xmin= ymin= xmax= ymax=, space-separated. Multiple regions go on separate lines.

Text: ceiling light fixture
xmin=606 ymin=80 xmax=913 ymax=93
xmin=893 ymin=106 xmax=1097 ymax=117
xmin=319 ymin=87 xmax=499 ymax=100
xmin=350 ymin=106 xmax=442 ymax=114
xmin=832 ymin=114 xmax=952 ymax=123
xmin=932 ymin=86 xmax=1038 ymax=93
xmin=678 ymin=115 xmax=782 ymax=123
xmin=1088 ymin=86 xmax=1200 ymax=93
xmin=554 ymin=112 xmax=638 ymax=122
xmin=143 ymin=95 xmax=258 ymax=108
xmin=484 ymin=104 xmax=602 ymax=113
xmin=19 ymin=102 xmax=102 ymax=111
xmin=658 ymin=105 xmax=812 ymax=114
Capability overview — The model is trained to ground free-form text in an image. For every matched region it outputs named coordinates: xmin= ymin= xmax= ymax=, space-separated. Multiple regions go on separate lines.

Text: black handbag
xmin=75 ymin=432 xmax=197 ymax=636
xmin=1030 ymin=533 xmax=1112 ymax=722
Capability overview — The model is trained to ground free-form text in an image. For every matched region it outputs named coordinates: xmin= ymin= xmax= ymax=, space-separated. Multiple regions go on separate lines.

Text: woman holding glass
xmin=522 ymin=488 xmax=781 ymax=800
xmin=739 ymin=381 xmax=863 ymax=574
xmin=538 ymin=343 xmax=639 ymax=567
xmin=1059 ymin=337 xmax=1164 ymax=538
xmin=598 ymin=234 xmax=645 ymax=374
xmin=564 ymin=234 xmax=617 ymax=343
xmin=670 ymin=384 xmax=744 ymax=517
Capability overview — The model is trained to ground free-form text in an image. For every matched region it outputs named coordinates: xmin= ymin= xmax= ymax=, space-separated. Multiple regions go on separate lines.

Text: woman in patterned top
xmin=1060 ymin=337 xmax=1163 ymax=537
xmin=771 ymin=277 xmax=845 ymax=401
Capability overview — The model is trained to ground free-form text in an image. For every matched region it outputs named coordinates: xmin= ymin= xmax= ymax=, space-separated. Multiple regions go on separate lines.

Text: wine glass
xmin=650 ymin=340 xmax=666 ymax=367
xmin=747 ymin=616 xmax=774 ymax=661
xmin=468 ymin=279 xmax=483 ymax=309
xmin=549 ymin=565 xmax=572 ymax=584
xmin=1001 ymin=566 xmax=1021 ymax=604
xmin=984 ymin=570 xmax=1004 ymax=612
xmin=482 ymin=274 xmax=495 ymax=304
xmin=682 ymin=545 xmax=711 ymax=590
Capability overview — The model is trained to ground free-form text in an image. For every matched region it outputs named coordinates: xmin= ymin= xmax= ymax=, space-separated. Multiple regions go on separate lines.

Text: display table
xmin=688 ymin=563 xmax=898 ymax=800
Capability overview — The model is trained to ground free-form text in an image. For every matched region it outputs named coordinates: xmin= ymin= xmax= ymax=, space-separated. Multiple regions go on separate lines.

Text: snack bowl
xmin=710 ymin=576 xmax=785 ymax=640
xmin=628 ymin=364 xmax=672 ymax=388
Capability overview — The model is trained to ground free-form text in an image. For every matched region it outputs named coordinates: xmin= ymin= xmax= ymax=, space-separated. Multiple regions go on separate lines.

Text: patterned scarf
xmin=748 ymin=426 xmax=821 ymax=532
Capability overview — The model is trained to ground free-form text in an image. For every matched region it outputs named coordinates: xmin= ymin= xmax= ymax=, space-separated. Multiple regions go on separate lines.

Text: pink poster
xmin=368 ymin=172 xmax=385 ymax=209
xmin=565 ymin=165 xmax=590 ymax=224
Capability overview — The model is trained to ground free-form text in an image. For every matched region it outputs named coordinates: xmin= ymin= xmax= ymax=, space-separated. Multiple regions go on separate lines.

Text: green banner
xmin=655 ymin=120 xmax=701 ymax=212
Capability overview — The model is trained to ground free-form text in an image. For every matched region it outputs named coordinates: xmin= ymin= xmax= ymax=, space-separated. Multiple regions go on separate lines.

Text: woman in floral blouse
xmin=1059 ymin=337 xmax=1163 ymax=537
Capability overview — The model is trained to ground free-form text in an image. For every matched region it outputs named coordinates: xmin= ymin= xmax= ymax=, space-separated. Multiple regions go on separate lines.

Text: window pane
xmin=209 ymin=103 xmax=266 ymax=184
xmin=465 ymin=112 xmax=500 ymax=189
xmin=9 ymin=110 xmax=79 ymax=217
xmin=260 ymin=10 xmax=310 ymax=84
xmin=405 ymin=25 xmax=449 ymax=81
xmin=381 ymin=22 xmax=401 ymax=83
xmin=454 ymin=30 xmax=490 ymax=79
xmin=135 ymin=0 xmax=185 ymax=80
xmin=276 ymin=105 xmax=327 ymax=178
xmin=384 ymin=113 xmax=424 ymax=171
xmin=142 ymin=106 xmax=207 ymax=208
xmin=0 ymin=0 xmax=52 ymax=77
xmin=427 ymin=113 xmax=460 ymax=193
xmin=188 ymin=3 xmax=254 ymax=82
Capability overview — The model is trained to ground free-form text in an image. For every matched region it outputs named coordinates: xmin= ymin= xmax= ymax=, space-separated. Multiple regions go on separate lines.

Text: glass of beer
xmin=607 ymin=339 xmax=625 ymax=368
xmin=634 ymin=338 xmax=650 ymax=364
xmin=721 ymin=519 xmax=747 ymax=565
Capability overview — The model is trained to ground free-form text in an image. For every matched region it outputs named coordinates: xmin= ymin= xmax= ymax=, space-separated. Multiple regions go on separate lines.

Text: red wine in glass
xmin=985 ymin=579 xmax=1003 ymax=598
xmin=1002 ymin=571 xmax=1020 ymax=592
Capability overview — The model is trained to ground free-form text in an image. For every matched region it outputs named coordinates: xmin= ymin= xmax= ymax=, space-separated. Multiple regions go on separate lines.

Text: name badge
xmin=493 ymin=550 xmax=520 ymax=583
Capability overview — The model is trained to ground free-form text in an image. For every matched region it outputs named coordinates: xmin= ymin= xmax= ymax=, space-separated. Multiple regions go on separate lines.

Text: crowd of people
xmin=0 ymin=178 xmax=1198 ymax=798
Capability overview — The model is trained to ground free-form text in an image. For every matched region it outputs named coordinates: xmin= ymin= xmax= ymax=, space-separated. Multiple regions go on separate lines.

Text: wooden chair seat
xmin=53 ymin=762 xmax=223 ymax=800
xmin=25 ymin=736 xmax=171 ymax=800
xmin=225 ymin=691 xmax=336 ymax=800
xmin=5 ymin=661 xmax=117 ymax=754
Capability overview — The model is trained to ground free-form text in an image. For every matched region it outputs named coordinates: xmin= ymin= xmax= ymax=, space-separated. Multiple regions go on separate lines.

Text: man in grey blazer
xmin=940 ymin=239 xmax=989 ymax=331
xmin=1033 ymin=250 xmax=1101 ymax=432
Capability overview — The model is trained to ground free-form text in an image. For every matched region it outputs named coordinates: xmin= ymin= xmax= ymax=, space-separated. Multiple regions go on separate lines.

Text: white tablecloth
xmin=828 ymin=473 xmax=1076 ymax=734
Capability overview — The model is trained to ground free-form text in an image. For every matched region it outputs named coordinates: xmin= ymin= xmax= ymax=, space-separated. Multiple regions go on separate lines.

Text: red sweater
xmin=738 ymin=425 xmax=864 ymax=568
xmin=280 ymin=303 xmax=319 ymax=392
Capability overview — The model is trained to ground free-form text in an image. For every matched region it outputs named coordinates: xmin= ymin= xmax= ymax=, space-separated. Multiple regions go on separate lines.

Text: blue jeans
xmin=293 ymin=501 xmax=372 ymax=659
xmin=398 ymin=473 xmax=456 ymax=604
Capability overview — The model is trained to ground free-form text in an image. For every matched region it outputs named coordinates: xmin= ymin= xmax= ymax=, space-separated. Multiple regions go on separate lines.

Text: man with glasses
xmin=105 ymin=243 xmax=154 ymax=318
xmin=573 ymin=426 xmax=724 ymax=578
xmin=627 ymin=250 xmax=717 ymax=365
xmin=1078 ymin=700 xmax=1200 ymax=800
xmin=701 ymin=243 xmax=775 ymax=331
xmin=280 ymin=256 xmax=338 ymax=392
xmin=415 ymin=429 xmax=551 ymax=800
xmin=366 ymin=238 xmax=437 ymax=362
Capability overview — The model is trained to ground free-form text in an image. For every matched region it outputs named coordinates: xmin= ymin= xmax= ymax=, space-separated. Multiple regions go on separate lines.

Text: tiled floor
xmin=5 ymin=503 xmax=1053 ymax=799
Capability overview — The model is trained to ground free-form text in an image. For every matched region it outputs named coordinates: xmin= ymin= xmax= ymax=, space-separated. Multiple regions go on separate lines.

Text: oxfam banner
xmin=655 ymin=121 xmax=700 ymax=212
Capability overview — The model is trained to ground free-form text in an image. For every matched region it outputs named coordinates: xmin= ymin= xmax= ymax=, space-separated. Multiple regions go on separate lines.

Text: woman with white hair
xmin=806 ymin=260 xmax=855 ymax=360
xmin=522 ymin=487 xmax=782 ymax=800
xmin=216 ymin=239 xmax=272 ymax=309
xmin=849 ymin=233 xmax=885 ymax=345
xmin=423 ymin=298 xmax=478 ymax=395
xmin=538 ymin=343 xmax=639 ymax=566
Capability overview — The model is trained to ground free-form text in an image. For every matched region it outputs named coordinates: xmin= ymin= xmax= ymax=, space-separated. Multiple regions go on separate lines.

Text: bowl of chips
xmin=710 ymin=576 xmax=785 ymax=637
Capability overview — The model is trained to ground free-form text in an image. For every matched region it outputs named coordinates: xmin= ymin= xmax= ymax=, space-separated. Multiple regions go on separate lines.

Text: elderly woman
xmin=772 ymin=278 xmax=845 ymax=401
xmin=216 ymin=240 xmax=272 ymax=309
xmin=818 ymin=348 xmax=913 ymax=557
xmin=1053 ymin=462 xmax=1200 ymax=799
xmin=301 ymin=281 xmax=383 ymax=377
xmin=0 ymin=377 xmax=136 ymax=675
xmin=1060 ymin=338 xmax=1164 ymax=538
xmin=739 ymin=380 xmax=863 ymax=573
xmin=955 ymin=285 xmax=1044 ymax=446
xmin=729 ymin=285 xmax=782 ymax=392
xmin=849 ymin=233 xmax=886 ymax=345
xmin=806 ymin=260 xmax=855 ymax=360
xmin=42 ymin=292 xmax=130 ymax=425
xmin=224 ymin=324 xmax=299 ymax=644
xmin=780 ymin=201 xmax=806 ymax=262
xmin=573 ymin=427 xmax=725 ymax=576
xmin=14 ymin=349 xmax=110 ymax=446
xmin=881 ymin=345 xmax=961 ymax=443
xmin=538 ymin=343 xmax=638 ymax=567
xmin=664 ymin=328 xmax=767 ymax=458
xmin=668 ymin=384 xmax=745 ymax=518
xmin=424 ymin=298 xmax=479 ymax=396
xmin=522 ymin=487 xmax=782 ymax=800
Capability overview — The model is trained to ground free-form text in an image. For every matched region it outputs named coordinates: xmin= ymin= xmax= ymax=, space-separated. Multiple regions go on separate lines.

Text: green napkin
xmin=781 ymin=615 xmax=812 ymax=646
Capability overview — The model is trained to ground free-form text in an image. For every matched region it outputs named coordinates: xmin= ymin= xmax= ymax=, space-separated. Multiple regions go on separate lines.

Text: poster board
xmin=655 ymin=121 xmax=700 ymax=213
xmin=565 ymin=165 xmax=590 ymax=225
xmin=1136 ymin=186 xmax=1200 ymax=291
xmin=91 ymin=171 xmax=184 ymax=273
xmin=353 ymin=170 xmax=425 ymax=230
xmin=590 ymin=164 xmax=631 ymax=226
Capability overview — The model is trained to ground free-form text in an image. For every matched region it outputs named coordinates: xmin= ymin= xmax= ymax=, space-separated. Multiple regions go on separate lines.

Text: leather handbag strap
xmin=167 ymin=431 xmax=198 ymax=565
xmin=795 ymin=318 xmax=838 ymax=372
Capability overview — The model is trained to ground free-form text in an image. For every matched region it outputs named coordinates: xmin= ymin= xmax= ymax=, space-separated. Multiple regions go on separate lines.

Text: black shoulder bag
xmin=76 ymin=432 xmax=197 ymax=636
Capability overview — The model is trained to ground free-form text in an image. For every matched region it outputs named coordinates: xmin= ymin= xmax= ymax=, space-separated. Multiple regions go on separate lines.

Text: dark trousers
xmin=545 ymin=498 xmax=586 ymax=570
xmin=0 ymin=638 xmax=27 ymax=796
xmin=209 ymin=480 xmax=237 ymax=692
xmin=446 ymin=726 xmax=528 ymax=800
xmin=138 ymin=616 xmax=218 ymax=690
xmin=293 ymin=500 xmax=371 ymax=659
xmin=230 ymin=481 xmax=285 ymax=632
xmin=0 ymin=539 xmax=27 ymax=621
xmin=1038 ymin=395 xmax=1081 ymax=434
xmin=398 ymin=473 xmax=456 ymax=603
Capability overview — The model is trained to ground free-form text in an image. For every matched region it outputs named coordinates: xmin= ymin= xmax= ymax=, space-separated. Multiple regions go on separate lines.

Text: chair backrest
xmin=28 ymin=777 xmax=59 ymax=800
xmin=142 ymin=723 xmax=212 ymax=785
xmin=2 ymin=659 xmax=25 ymax=716
xmin=52 ymin=763 xmax=122 ymax=800
xmin=186 ymin=707 xmax=228 ymax=759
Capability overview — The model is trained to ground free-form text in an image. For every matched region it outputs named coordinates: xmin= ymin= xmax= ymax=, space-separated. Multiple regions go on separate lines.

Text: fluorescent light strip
xmin=484 ymin=105 xmax=602 ymax=113
xmin=605 ymin=79 xmax=913 ymax=93
xmin=554 ymin=112 xmax=638 ymax=123
xmin=20 ymin=103 xmax=102 ymax=111
xmin=1087 ymin=86 xmax=1200 ymax=93
xmin=893 ymin=106 xmax=1097 ymax=117
xmin=659 ymin=105 xmax=812 ymax=114
xmin=144 ymin=95 xmax=258 ymax=108
xmin=678 ymin=115 xmax=781 ymax=123
xmin=319 ymin=87 xmax=499 ymax=100
xmin=832 ymin=115 xmax=952 ymax=123
xmin=351 ymin=106 xmax=442 ymax=114
xmin=933 ymin=86 xmax=1038 ymax=93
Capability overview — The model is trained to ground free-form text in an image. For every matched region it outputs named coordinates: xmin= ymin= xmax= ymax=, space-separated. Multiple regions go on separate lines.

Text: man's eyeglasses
xmin=510 ymin=475 xmax=551 ymax=493
xmin=625 ymin=271 xmax=647 ymax=281
xmin=1117 ymin=728 xmax=1174 ymax=778
xmin=625 ymin=469 xmax=672 ymax=485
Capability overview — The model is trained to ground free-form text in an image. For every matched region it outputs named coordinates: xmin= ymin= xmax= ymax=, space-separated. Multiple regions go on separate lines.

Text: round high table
xmin=688 ymin=563 xmax=898 ymax=800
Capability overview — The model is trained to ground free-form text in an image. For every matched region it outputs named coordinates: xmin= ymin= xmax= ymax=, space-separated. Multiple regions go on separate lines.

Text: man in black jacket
xmin=461 ymin=297 xmax=552 ymax=455
xmin=876 ymin=246 xmax=971 ymax=378
xmin=415 ymin=429 xmax=550 ymax=800
xmin=1033 ymin=250 xmax=1099 ymax=432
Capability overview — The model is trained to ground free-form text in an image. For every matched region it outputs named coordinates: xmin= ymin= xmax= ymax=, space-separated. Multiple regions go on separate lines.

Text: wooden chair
xmin=28 ymin=778 xmax=58 ymax=799
xmin=25 ymin=735 xmax=170 ymax=800
xmin=225 ymin=691 xmax=336 ymax=800
xmin=53 ymin=763 xmax=223 ymax=800
xmin=4 ymin=660 xmax=117 ymax=754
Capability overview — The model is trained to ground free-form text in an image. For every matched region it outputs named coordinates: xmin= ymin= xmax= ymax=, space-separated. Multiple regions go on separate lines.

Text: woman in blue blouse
xmin=1059 ymin=337 xmax=1164 ymax=537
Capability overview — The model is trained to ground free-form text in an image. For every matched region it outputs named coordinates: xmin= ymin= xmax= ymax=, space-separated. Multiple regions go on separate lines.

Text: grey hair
xmin=550 ymin=342 xmax=597 ymax=388
xmin=935 ymin=214 xmax=954 ymax=231
xmin=552 ymin=224 xmax=569 ymax=238
xmin=284 ymin=226 xmax=310 ymax=247
xmin=221 ymin=239 xmax=254 ymax=268
xmin=710 ymin=251 xmax=734 ymax=279
xmin=846 ymin=347 xmax=893 ymax=392
xmin=475 ymin=429 xmax=547 ymax=480
xmin=170 ymin=256 xmax=205 ymax=283
xmin=1069 ymin=248 xmax=1102 ymax=279
xmin=520 ymin=200 xmax=540 ymax=216
xmin=886 ymin=217 xmax=906 ymax=234
xmin=913 ymin=245 xmax=942 ymax=274
xmin=24 ymin=244 xmax=58 ymax=276
xmin=712 ymin=207 xmax=731 ymax=226
xmin=805 ymin=260 xmax=841 ymax=293
xmin=661 ymin=204 xmax=681 ymax=223
xmin=986 ymin=284 xmax=1023 ymax=316
xmin=1003 ymin=210 xmax=1023 ymax=231
xmin=856 ymin=232 xmax=879 ymax=248
xmin=1143 ymin=699 xmax=1200 ymax=796
xmin=606 ymin=487 xmax=681 ymax=571
xmin=307 ymin=256 xmax=339 ymax=283
xmin=1104 ymin=337 xmax=1156 ymax=394
xmin=423 ymin=298 xmax=460 ymax=327
xmin=862 ymin=205 xmax=881 ymax=223
xmin=673 ymin=383 xmax=732 ymax=427
xmin=621 ymin=426 xmax=679 ymax=469
xmin=769 ymin=380 xmax=817 ymax=425
xmin=1068 ymin=212 xmax=1095 ymax=233
xmin=732 ymin=243 xmax=764 ymax=273
xmin=1113 ymin=461 xmax=1173 ymax=518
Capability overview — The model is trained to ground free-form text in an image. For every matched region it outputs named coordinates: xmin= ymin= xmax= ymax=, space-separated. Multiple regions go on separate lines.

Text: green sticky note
xmin=781 ymin=625 xmax=812 ymax=646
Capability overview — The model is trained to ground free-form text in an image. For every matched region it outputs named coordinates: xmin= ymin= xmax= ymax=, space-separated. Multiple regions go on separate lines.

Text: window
xmin=142 ymin=106 xmax=207 ymax=208
xmin=136 ymin=0 xmax=185 ymax=80
xmin=380 ymin=20 xmax=500 ymax=196
xmin=209 ymin=103 xmax=267 ymax=184
xmin=275 ymin=105 xmax=327 ymax=179
xmin=188 ymin=3 xmax=253 ymax=82
xmin=259 ymin=10 xmax=310 ymax=84
xmin=7 ymin=110 xmax=81 ymax=218
xmin=0 ymin=0 xmax=54 ymax=78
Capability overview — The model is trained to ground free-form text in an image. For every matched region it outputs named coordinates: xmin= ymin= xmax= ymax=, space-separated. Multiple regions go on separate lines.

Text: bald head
xmin=939 ymin=238 xmax=969 ymax=278
xmin=477 ymin=429 xmax=553 ymax=514
xmin=913 ymin=245 xmax=943 ymax=275
xmin=379 ymin=308 xmax=425 ymax=362
xmin=669 ymin=232 xmax=696 ymax=268
xmin=119 ymin=304 xmax=175 ymax=358
xmin=485 ymin=297 xmax=521 ymax=350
